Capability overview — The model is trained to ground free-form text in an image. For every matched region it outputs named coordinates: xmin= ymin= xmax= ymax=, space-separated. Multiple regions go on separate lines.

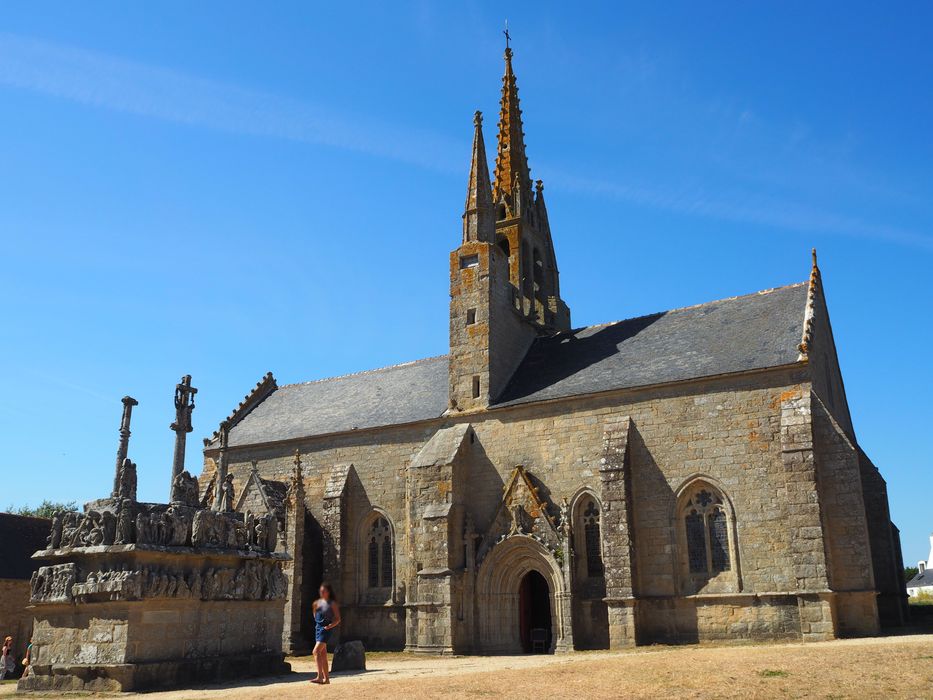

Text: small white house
xmin=906 ymin=534 xmax=933 ymax=597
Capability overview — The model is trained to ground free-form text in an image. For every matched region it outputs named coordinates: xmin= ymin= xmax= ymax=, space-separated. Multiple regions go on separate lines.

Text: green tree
xmin=904 ymin=566 xmax=919 ymax=581
xmin=4 ymin=500 xmax=78 ymax=519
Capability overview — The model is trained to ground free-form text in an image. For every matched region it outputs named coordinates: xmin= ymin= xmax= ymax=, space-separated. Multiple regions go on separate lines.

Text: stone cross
xmin=169 ymin=375 xmax=198 ymax=498
xmin=111 ymin=396 xmax=139 ymax=498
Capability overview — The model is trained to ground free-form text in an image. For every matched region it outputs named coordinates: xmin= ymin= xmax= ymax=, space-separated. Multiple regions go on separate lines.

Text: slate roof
xmin=222 ymin=282 xmax=808 ymax=446
xmin=497 ymin=282 xmax=809 ymax=406
xmin=226 ymin=356 xmax=450 ymax=447
xmin=259 ymin=477 xmax=288 ymax=521
xmin=0 ymin=513 xmax=51 ymax=580
xmin=907 ymin=568 xmax=933 ymax=589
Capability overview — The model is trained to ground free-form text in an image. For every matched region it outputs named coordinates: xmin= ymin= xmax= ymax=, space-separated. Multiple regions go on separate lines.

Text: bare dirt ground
xmin=6 ymin=634 xmax=933 ymax=699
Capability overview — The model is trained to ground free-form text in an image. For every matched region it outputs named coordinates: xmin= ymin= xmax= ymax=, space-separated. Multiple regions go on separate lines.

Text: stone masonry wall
xmin=203 ymin=364 xmax=884 ymax=648
xmin=857 ymin=449 xmax=907 ymax=627
xmin=0 ymin=579 xmax=32 ymax=674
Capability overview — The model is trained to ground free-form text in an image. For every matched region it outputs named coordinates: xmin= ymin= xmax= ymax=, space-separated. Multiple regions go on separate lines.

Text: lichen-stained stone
xmin=195 ymin=47 xmax=900 ymax=656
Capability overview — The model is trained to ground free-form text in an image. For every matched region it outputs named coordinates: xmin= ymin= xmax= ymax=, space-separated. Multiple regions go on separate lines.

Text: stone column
xmin=112 ymin=396 xmax=138 ymax=497
xmin=169 ymin=375 xmax=197 ymax=498
xmin=599 ymin=417 xmax=638 ymax=648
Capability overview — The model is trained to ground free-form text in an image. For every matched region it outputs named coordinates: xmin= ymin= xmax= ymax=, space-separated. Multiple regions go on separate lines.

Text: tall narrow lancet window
xmin=573 ymin=494 xmax=605 ymax=581
xmin=367 ymin=516 xmax=393 ymax=590
xmin=583 ymin=500 xmax=604 ymax=576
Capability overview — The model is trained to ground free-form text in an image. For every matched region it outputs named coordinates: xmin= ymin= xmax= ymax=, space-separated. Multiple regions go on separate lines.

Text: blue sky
xmin=1 ymin=3 xmax=931 ymax=563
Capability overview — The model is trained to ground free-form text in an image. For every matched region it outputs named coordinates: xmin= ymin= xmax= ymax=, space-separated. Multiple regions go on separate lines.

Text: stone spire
xmin=493 ymin=46 xmax=533 ymax=210
xmin=462 ymin=111 xmax=495 ymax=243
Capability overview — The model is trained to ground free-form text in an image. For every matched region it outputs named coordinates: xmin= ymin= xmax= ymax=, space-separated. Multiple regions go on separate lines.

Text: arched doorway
xmin=475 ymin=535 xmax=570 ymax=654
xmin=519 ymin=570 xmax=552 ymax=653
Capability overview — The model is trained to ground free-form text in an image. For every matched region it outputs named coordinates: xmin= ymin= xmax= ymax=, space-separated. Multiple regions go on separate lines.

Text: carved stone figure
xmin=225 ymin=516 xmax=239 ymax=549
xmin=245 ymin=511 xmax=256 ymax=547
xmin=117 ymin=458 xmax=138 ymax=501
xmin=254 ymin=517 xmax=267 ymax=553
xmin=62 ymin=511 xmax=79 ymax=546
xmin=191 ymin=510 xmax=210 ymax=547
xmin=149 ymin=512 xmax=164 ymax=545
xmin=135 ymin=512 xmax=151 ymax=545
xmin=164 ymin=507 xmax=190 ymax=546
xmin=48 ymin=511 xmax=64 ymax=549
xmin=101 ymin=510 xmax=117 ymax=545
xmin=170 ymin=470 xmax=200 ymax=507
xmin=508 ymin=502 xmax=529 ymax=536
xmin=30 ymin=563 xmax=76 ymax=603
xmin=69 ymin=511 xmax=99 ymax=548
xmin=219 ymin=474 xmax=235 ymax=512
xmin=115 ymin=501 xmax=134 ymax=545
xmin=559 ymin=497 xmax=571 ymax=540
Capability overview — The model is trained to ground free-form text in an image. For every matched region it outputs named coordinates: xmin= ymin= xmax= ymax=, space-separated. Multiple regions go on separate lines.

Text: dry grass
xmin=5 ymin=635 xmax=932 ymax=699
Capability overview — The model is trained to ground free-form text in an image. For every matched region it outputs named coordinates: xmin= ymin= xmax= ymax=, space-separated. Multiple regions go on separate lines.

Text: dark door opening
xmin=518 ymin=570 xmax=552 ymax=653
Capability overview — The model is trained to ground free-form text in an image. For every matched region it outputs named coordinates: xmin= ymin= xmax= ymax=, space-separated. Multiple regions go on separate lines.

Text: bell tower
xmin=448 ymin=46 xmax=571 ymax=413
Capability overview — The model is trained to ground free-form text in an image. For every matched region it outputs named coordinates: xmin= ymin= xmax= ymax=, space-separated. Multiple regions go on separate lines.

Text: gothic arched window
xmin=573 ymin=494 xmax=604 ymax=582
xmin=366 ymin=516 xmax=393 ymax=590
xmin=679 ymin=484 xmax=734 ymax=586
xmin=582 ymin=500 xmax=603 ymax=577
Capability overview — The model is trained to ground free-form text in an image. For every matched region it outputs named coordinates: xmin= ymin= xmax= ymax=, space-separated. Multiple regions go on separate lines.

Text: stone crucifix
xmin=111 ymin=396 xmax=139 ymax=497
xmin=169 ymin=374 xmax=198 ymax=498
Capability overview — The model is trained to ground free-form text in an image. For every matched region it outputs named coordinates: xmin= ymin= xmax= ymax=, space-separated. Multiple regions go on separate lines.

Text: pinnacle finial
xmin=535 ymin=179 xmax=544 ymax=193
xmin=493 ymin=39 xmax=531 ymax=204
xmin=812 ymin=247 xmax=818 ymax=269
xmin=463 ymin=105 xmax=494 ymax=243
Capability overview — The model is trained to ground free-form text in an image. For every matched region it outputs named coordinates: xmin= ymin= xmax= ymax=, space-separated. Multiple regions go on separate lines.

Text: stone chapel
xmin=199 ymin=46 xmax=907 ymax=653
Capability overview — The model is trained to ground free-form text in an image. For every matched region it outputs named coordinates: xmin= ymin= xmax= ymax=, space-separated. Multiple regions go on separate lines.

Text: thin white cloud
xmin=0 ymin=32 xmax=463 ymax=173
xmin=2 ymin=32 xmax=930 ymax=252
xmin=547 ymin=171 xmax=933 ymax=252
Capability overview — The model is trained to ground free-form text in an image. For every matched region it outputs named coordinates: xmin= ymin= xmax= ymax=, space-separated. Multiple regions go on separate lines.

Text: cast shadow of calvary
xmin=494 ymin=313 xmax=665 ymax=405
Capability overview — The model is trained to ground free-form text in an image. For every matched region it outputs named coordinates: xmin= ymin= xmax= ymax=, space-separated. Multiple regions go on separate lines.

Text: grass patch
xmin=758 ymin=669 xmax=789 ymax=678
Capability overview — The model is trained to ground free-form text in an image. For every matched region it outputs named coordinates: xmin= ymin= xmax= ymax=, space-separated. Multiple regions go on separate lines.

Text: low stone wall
xmin=344 ymin=603 xmax=406 ymax=651
xmin=634 ymin=594 xmax=812 ymax=644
